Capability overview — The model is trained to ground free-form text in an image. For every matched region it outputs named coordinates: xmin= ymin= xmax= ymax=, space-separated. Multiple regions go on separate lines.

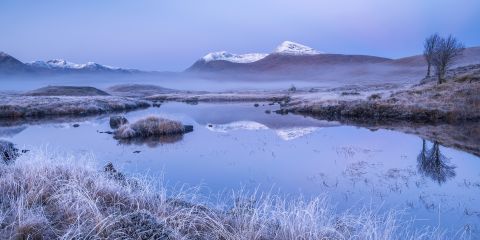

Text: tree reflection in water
xmin=417 ymin=140 xmax=456 ymax=184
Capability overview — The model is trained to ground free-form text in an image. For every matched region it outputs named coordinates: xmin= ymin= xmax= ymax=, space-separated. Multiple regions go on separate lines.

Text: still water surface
xmin=1 ymin=102 xmax=479 ymax=235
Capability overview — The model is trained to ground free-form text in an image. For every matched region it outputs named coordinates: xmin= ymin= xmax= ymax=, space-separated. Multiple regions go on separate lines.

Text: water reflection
xmin=0 ymin=126 xmax=27 ymax=137
xmin=417 ymin=140 xmax=456 ymax=184
xmin=1 ymin=102 xmax=479 ymax=235
xmin=116 ymin=134 xmax=184 ymax=147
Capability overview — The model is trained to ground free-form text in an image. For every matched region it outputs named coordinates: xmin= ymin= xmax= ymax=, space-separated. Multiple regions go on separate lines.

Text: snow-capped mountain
xmin=0 ymin=52 xmax=28 ymax=72
xmin=0 ymin=51 xmax=145 ymax=75
xmin=274 ymin=41 xmax=322 ymax=55
xmin=186 ymin=40 xmax=394 ymax=74
xmin=28 ymin=59 xmax=120 ymax=71
xmin=197 ymin=41 xmax=321 ymax=65
xmin=202 ymin=51 xmax=268 ymax=63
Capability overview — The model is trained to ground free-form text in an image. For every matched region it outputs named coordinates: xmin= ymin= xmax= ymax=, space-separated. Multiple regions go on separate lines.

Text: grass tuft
xmin=114 ymin=116 xmax=189 ymax=139
xmin=0 ymin=149 xmax=469 ymax=239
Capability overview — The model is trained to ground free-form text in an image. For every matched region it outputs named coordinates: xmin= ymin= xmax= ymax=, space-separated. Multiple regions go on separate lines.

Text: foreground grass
xmin=0 ymin=150 xmax=468 ymax=239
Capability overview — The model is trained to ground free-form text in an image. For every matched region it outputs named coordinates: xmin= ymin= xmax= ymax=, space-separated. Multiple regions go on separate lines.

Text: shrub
xmin=114 ymin=116 xmax=191 ymax=139
xmin=341 ymin=91 xmax=361 ymax=96
xmin=368 ymin=93 xmax=382 ymax=101
xmin=288 ymin=84 xmax=297 ymax=93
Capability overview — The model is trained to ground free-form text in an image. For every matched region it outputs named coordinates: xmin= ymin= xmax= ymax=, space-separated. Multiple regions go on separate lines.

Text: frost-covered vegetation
xmin=284 ymin=64 xmax=480 ymax=122
xmin=0 ymin=95 xmax=150 ymax=118
xmin=24 ymin=86 xmax=110 ymax=96
xmin=114 ymin=116 xmax=192 ymax=139
xmin=0 ymin=149 xmax=465 ymax=239
xmin=146 ymin=92 xmax=290 ymax=104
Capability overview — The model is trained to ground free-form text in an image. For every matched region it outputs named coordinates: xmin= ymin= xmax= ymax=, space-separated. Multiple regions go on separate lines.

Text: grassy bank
xmin=0 ymin=149 xmax=466 ymax=239
xmin=0 ymin=96 xmax=150 ymax=119
xmin=283 ymin=65 xmax=480 ymax=123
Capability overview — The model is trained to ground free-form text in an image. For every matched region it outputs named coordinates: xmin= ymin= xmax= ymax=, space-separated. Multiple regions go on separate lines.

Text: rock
xmin=72 ymin=123 xmax=80 ymax=128
xmin=110 ymin=116 xmax=129 ymax=129
xmin=254 ymin=103 xmax=259 ymax=107
xmin=98 ymin=130 xmax=114 ymax=134
xmin=133 ymin=150 xmax=141 ymax=154
xmin=0 ymin=140 xmax=19 ymax=163
xmin=265 ymin=110 xmax=271 ymax=114
xmin=183 ymin=125 xmax=194 ymax=133
xmin=274 ymin=109 xmax=289 ymax=115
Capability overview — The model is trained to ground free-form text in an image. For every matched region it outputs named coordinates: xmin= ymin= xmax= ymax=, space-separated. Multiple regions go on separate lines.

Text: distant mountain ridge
xmin=0 ymin=52 xmax=140 ymax=75
xmin=186 ymin=42 xmax=480 ymax=83
xmin=0 ymin=52 xmax=28 ymax=73
xmin=2 ymin=43 xmax=480 ymax=84
xmin=186 ymin=41 xmax=392 ymax=73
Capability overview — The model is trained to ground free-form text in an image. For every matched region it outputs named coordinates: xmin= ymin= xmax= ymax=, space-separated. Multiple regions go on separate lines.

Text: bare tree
xmin=423 ymin=33 xmax=440 ymax=77
xmin=432 ymin=35 xmax=465 ymax=84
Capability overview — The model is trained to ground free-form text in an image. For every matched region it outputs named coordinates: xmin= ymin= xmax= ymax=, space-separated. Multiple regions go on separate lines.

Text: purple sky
xmin=1 ymin=0 xmax=479 ymax=71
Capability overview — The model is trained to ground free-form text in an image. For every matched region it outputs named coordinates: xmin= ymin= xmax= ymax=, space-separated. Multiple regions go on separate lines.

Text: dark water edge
xmin=293 ymin=114 xmax=480 ymax=157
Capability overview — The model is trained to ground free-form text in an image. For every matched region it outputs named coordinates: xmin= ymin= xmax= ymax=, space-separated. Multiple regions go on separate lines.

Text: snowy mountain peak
xmin=202 ymin=51 xmax=268 ymax=63
xmin=274 ymin=41 xmax=321 ymax=55
xmin=45 ymin=59 xmax=85 ymax=69
xmin=28 ymin=59 xmax=118 ymax=70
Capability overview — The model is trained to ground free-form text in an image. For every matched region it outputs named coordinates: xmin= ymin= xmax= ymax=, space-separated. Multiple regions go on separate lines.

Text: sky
xmin=1 ymin=0 xmax=479 ymax=71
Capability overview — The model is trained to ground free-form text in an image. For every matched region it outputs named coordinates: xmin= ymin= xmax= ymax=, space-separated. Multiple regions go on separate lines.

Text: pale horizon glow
xmin=1 ymin=0 xmax=479 ymax=71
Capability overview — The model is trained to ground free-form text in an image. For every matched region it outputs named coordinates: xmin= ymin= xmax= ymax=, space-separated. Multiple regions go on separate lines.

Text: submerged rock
xmin=0 ymin=140 xmax=19 ymax=163
xmin=98 ymin=130 xmax=114 ymax=134
xmin=110 ymin=116 xmax=129 ymax=129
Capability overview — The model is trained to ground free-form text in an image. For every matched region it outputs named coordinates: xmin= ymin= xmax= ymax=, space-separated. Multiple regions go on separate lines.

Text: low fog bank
xmin=0 ymin=73 xmax=325 ymax=93
xmin=0 ymin=61 xmax=430 ymax=93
